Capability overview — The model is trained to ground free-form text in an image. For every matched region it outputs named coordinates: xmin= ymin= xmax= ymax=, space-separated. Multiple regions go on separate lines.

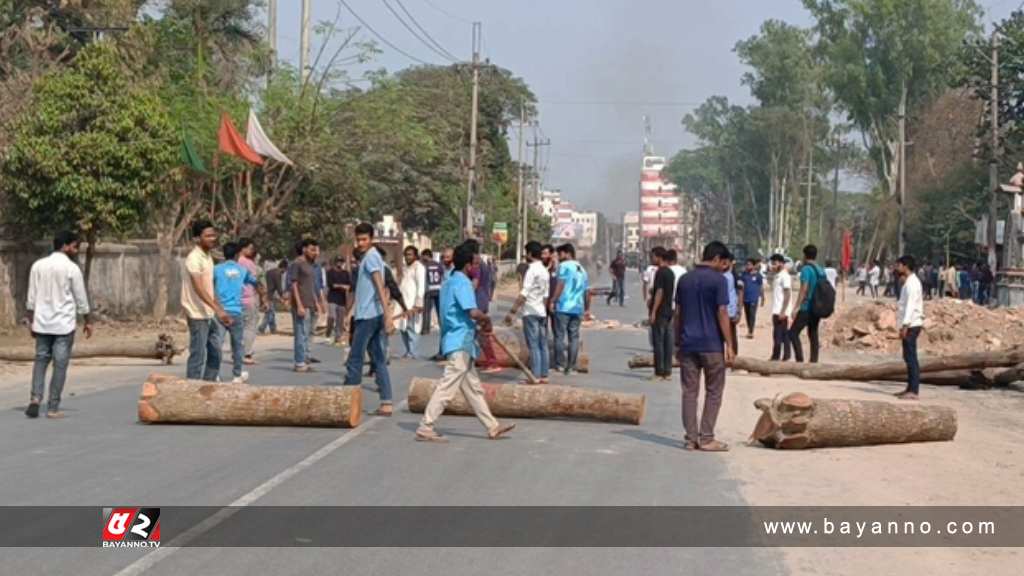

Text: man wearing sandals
xmin=416 ymin=241 xmax=516 ymax=442
xmin=674 ymin=241 xmax=735 ymax=452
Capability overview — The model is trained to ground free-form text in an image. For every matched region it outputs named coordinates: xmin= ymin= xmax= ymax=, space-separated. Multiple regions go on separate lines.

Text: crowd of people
xmin=855 ymin=260 xmax=994 ymax=305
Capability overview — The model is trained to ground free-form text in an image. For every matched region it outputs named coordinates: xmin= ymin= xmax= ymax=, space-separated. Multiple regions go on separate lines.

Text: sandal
xmin=415 ymin=427 xmax=448 ymax=443
xmin=373 ymin=405 xmax=394 ymax=417
xmin=683 ymin=440 xmax=699 ymax=451
xmin=698 ymin=440 xmax=730 ymax=452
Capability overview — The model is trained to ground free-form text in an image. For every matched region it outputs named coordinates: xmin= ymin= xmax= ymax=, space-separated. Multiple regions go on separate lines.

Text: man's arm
xmin=781 ymin=288 xmax=791 ymax=319
xmin=24 ymin=265 xmax=37 ymax=329
xmin=291 ymin=279 xmax=306 ymax=317
xmin=792 ymin=275 xmax=809 ymax=313
xmin=192 ymin=272 xmax=229 ymax=324
xmin=650 ymin=288 xmax=664 ymax=325
xmin=70 ymin=266 xmax=94 ymax=338
xmin=673 ymin=305 xmax=683 ymax=356
xmin=469 ymin=308 xmax=492 ymax=333
xmin=371 ymin=270 xmax=393 ymax=329
xmin=414 ymin=263 xmax=426 ymax=311
xmin=717 ymin=305 xmax=735 ymax=364
xmin=549 ymin=279 xmax=565 ymax=312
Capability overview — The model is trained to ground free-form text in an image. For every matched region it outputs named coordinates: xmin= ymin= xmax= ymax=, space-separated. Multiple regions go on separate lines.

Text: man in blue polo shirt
xmin=214 ymin=242 xmax=264 ymax=383
xmin=674 ymin=241 xmax=735 ymax=452
xmin=415 ymin=241 xmax=516 ymax=443
xmin=549 ymin=243 xmax=590 ymax=375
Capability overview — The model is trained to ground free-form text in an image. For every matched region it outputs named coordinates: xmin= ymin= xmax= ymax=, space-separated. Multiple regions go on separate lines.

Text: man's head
xmin=441 ymin=247 xmax=454 ymax=266
xmin=278 ymin=259 xmax=288 ymax=270
xmin=453 ymin=242 xmax=475 ymax=272
xmin=525 ymin=241 xmax=543 ymax=262
xmin=191 ymin=219 xmax=217 ymax=251
xmin=803 ymin=244 xmax=818 ymax=262
xmin=333 ymin=257 xmax=345 ymax=270
xmin=354 ymin=222 xmax=375 ymax=253
xmin=541 ymin=244 xmax=555 ymax=266
xmin=301 ymin=238 xmax=319 ymax=262
xmin=404 ymin=245 xmax=419 ymax=265
xmin=896 ymin=254 xmax=917 ymax=276
xmin=745 ymin=258 xmax=756 ymax=272
xmin=223 ymin=242 xmax=240 ymax=261
xmin=463 ymin=238 xmax=481 ymax=255
xmin=825 ymin=259 xmax=834 ymax=269
xmin=53 ymin=230 xmax=80 ymax=257
xmin=666 ymin=249 xmax=678 ymax=265
xmin=557 ymin=243 xmax=575 ymax=261
xmin=421 ymin=248 xmax=433 ymax=261
xmin=701 ymin=241 xmax=729 ymax=268
xmin=238 ymin=237 xmax=255 ymax=259
xmin=650 ymin=246 xmax=667 ymax=266
xmin=719 ymin=251 xmax=735 ymax=273
xmin=769 ymin=253 xmax=786 ymax=272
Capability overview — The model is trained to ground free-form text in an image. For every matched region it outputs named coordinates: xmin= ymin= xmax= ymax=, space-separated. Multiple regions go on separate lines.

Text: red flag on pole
xmin=218 ymin=113 xmax=263 ymax=165
xmin=841 ymin=229 xmax=853 ymax=273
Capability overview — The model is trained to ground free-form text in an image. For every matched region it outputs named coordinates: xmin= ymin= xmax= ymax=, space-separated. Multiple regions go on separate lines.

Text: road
xmin=1 ymin=272 xmax=784 ymax=575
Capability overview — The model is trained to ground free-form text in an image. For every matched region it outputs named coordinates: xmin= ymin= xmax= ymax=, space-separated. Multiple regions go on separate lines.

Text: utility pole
xmin=268 ymin=0 xmax=277 ymax=66
xmin=300 ymin=0 xmax=311 ymax=82
xmin=989 ymin=31 xmax=1000 ymax=270
xmin=805 ymin=135 xmax=814 ymax=246
xmin=830 ymin=132 xmax=841 ymax=261
xmin=515 ymin=100 xmax=526 ymax=263
xmin=527 ymin=129 xmax=551 ymax=233
xmin=464 ymin=21 xmax=481 ymax=240
xmin=897 ymin=80 xmax=908 ymax=256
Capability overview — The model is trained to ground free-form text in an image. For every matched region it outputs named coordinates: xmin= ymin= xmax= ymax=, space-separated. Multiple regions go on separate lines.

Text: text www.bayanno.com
xmin=762 ymin=517 xmax=996 ymax=540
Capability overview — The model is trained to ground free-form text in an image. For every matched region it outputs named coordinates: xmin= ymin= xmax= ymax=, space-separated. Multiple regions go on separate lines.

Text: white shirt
xmin=642 ymin=265 xmax=657 ymax=287
xmin=520 ymin=260 xmax=550 ymax=317
xmin=856 ymin=267 xmax=867 ymax=282
xmin=868 ymin=266 xmax=881 ymax=286
xmin=26 ymin=251 xmax=91 ymax=335
xmin=772 ymin=269 xmax=794 ymax=317
xmin=397 ymin=260 xmax=427 ymax=332
xmin=670 ymin=265 xmax=687 ymax=307
xmin=824 ymin=267 xmax=838 ymax=289
xmin=898 ymin=272 xmax=925 ymax=328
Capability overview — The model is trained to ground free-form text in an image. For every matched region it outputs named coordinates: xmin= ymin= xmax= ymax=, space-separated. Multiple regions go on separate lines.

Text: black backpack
xmin=809 ymin=265 xmax=835 ymax=319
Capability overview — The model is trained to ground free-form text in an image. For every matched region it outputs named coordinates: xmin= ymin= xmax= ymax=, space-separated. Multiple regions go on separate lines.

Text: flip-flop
xmin=698 ymin=440 xmax=730 ymax=452
xmin=373 ymin=406 xmax=394 ymax=417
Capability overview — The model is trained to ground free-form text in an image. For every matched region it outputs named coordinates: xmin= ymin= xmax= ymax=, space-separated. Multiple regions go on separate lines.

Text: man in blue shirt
xmin=788 ymin=244 xmax=824 ymax=363
xmin=721 ymin=253 xmax=740 ymax=355
xmin=549 ymin=243 xmax=590 ymax=375
xmin=214 ymin=242 xmax=264 ymax=383
xmin=343 ymin=223 xmax=394 ymax=416
xmin=415 ymin=241 xmax=516 ymax=443
xmin=674 ymin=241 xmax=734 ymax=452
xmin=739 ymin=258 xmax=764 ymax=339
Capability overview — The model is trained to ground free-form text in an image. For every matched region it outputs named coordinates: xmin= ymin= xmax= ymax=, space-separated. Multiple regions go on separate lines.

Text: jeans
xmin=788 ymin=310 xmax=820 ymax=363
xmin=522 ymin=315 xmax=550 ymax=378
xmin=651 ymin=316 xmax=674 ymax=376
xmin=30 ymin=332 xmax=75 ymax=411
xmin=553 ymin=312 xmax=582 ymax=372
xmin=219 ymin=314 xmax=245 ymax=378
xmin=400 ymin=327 xmax=419 ymax=358
xmin=421 ymin=291 xmax=440 ymax=335
xmin=327 ymin=303 xmax=347 ymax=342
xmin=187 ymin=318 xmax=221 ymax=381
xmin=679 ymin=352 xmax=726 ymax=444
xmin=344 ymin=315 xmax=392 ymax=403
xmin=258 ymin=304 xmax=277 ymax=334
xmin=771 ymin=315 xmax=791 ymax=361
xmin=902 ymin=326 xmax=922 ymax=394
xmin=607 ymin=277 xmax=625 ymax=306
xmin=291 ymin=310 xmax=313 ymax=367
xmin=743 ymin=302 xmax=758 ymax=335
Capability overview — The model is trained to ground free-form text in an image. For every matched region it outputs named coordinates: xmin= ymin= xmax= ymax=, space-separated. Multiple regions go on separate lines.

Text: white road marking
xmin=111 ymin=401 xmax=406 ymax=576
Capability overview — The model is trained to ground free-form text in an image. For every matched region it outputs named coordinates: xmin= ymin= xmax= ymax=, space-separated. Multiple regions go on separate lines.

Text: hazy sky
xmin=274 ymin=1 xmax=1014 ymax=222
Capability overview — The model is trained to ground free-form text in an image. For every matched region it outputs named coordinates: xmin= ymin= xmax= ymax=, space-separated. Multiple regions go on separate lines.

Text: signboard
xmin=492 ymin=222 xmax=509 ymax=245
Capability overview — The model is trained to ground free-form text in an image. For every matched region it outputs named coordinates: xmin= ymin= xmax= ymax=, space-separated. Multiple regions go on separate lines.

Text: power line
xmin=420 ymin=0 xmax=473 ymax=24
xmin=338 ymin=0 xmax=434 ymax=66
xmin=381 ymin=0 xmax=459 ymax=63
xmin=538 ymin=98 xmax=703 ymax=107
xmin=393 ymin=0 xmax=462 ymax=61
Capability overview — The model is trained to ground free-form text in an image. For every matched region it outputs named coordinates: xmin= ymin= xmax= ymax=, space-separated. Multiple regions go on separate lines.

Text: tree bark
xmin=153 ymin=229 xmax=173 ymax=320
xmin=138 ymin=373 xmax=362 ymax=428
xmin=732 ymin=349 xmax=1024 ymax=381
xmin=0 ymin=334 xmax=181 ymax=364
xmin=408 ymin=378 xmax=645 ymax=425
xmin=750 ymin=392 xmax=956 ymax=449
xmin=485 ymin=327 xmax=590 ymax=373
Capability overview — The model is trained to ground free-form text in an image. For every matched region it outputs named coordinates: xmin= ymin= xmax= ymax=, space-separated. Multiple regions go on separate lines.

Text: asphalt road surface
xmin=1 ymin=272 xmax=784 ymax=575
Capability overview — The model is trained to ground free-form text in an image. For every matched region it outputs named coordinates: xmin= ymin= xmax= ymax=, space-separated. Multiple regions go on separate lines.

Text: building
xmin=537 ymin=189 xmax=561 ymax=222
xmin=639 ymin=156 xmax=682 ymax=248
xmin=572 ymin=211 xmax=598 ymax=248
xmin=622 ymin=211 xmax=640 ymax=254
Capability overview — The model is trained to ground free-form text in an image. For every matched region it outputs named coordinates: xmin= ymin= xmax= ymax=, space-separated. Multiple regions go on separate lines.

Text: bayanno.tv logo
xmin=101 ymin=507 xmax=161 ymax=548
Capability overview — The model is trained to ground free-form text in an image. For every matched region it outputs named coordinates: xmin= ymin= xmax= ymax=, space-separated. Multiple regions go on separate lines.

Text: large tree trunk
xmin=408 ymin=378 xmax=645 ymax=425
xmin=733 ymin=349 xmax=1024 ymax=381
xmin=0 ymin=334 xmax=181 ymax=364
xmin=750 ymin=392 xmax=956 ymax=449
xmin=153 ymin=229 xmax=174 ymax=321
xmin=138 ymin=373 xmax=362 ymax=428
xmin=486 ymin=327 xmax=590 ymax=373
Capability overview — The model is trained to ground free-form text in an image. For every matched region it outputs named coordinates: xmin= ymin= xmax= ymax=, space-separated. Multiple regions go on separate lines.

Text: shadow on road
xmin=612 ymin=428 xmax=684 ymax=450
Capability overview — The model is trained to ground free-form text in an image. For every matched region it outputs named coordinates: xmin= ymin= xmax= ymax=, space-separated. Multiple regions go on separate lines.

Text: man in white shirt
xmin=24 ymin=231 xmax=93 ymax=418
xmin=642 ymin=259 xmax=658 ymax=309
xmin=768 ymin=254 xmax=793 ymax=361
xmin=667 ymin=249 xmax=687 ymax=307
xmin=505 ymin=241 xmax=551 ymax=383
xmin=868 ymin=261 xmax=881 ymax=299
xmin=824 ymin=260 xmax=839 ymax=289
xmin=855 ymin=264 xmax=868 ymax=295
xmin=397 ymin=245 xmax=427 ymax=359
xmin=895 ymin=255 xmax=925 ymax=401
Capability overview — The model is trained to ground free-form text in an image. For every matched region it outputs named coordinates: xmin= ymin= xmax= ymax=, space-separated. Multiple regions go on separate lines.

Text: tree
xmin=2 ymin=40 xmax=177 ymax=283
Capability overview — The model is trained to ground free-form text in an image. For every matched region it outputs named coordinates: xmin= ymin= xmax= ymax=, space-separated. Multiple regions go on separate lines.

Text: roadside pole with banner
xmin=492 ymin=222 xmax=509 ymax=259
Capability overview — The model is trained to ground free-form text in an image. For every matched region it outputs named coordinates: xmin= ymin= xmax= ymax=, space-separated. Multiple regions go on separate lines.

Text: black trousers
xmin=902 ymin=326 xmax=922 ymax=394
xmin=771 ymin=314 xmax=791 ymax=361
xmin=421 ymin=291 xmax=440 ymax=335
xmin=743 ymin=302 xmax=757 ymax=335
xmin=788 ymin=310 xmax=820 ymax=363
xmin=729 ymin=319 xmax=739 ymax=355
xmin=651 ymin=317 xmax=674 ymax=377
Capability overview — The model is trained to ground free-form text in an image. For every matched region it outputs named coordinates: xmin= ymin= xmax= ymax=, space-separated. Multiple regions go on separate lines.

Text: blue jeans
xmin=219 ymin=314 xmax=244 ymax=378
xmin=522 ymin=315 xmax=549 ymax=378
xmin=553 ymin=312 xmax=582 ymax=372
xmin=258 ymin=305 xmax=277 ymax=334
xmin=902 ymin=326 xmax=922 ymax=394
xmin=607 ymin=277 xmax=624 ymax=306
xmin=400 ymin=327 xmax=419 ymax=358
xmin=344 ymin=315 xmax=392 ymax=402
xmin=30 ymin=332 xmax=75 ymax=411
xmin=291 ymin=309 xmax=315 ymax=367
xmin=187 ymin=318 xmax=221 ymax=381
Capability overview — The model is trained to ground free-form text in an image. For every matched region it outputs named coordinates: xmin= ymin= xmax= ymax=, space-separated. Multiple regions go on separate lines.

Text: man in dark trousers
xmin=768 ymin=254 xmax=793 ymax=361
xmin=647 ymin=246 xmax=675 ymax=381
xmin=421 ymin=248 xmax=444 ymax=335
xmin=788 ymin=244 xmax=824 ymax=363
xmin=739 ymin=258 xmax=764 ymax=339
xmin=895 ymin=255 xmax=925 ymax=401
xmin=608 ymin=251 xmax=626 ymax=307
xmin=674 ymin=241 xmax=735 ymax=452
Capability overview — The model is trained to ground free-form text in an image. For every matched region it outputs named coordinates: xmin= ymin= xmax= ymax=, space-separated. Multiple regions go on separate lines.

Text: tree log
xmin=750 ymin=392 xmax=957 ymax=449
xmin=483 ymin=327 xmax=590 ymax=373
xmin=408 ymin=378 xmax=644 ymax=425
xmin=733 ymin=349 xmax=1024 ymax=381
xmin=137 ymin=373 xmax=362 ymax=428
xmin=627 ymin=354 xmax=680 ymax=369
xmin=0 ymin=334 xmax=181 ymax=364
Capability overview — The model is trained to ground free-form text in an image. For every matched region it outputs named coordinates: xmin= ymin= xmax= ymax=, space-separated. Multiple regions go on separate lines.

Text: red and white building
xmin=639 ymin=155 xmax=684 ymax=250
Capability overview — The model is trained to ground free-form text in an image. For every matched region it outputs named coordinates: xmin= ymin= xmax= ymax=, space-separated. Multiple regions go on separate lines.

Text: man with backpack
xmin=788 ymin=244 xmax=834 ymax=363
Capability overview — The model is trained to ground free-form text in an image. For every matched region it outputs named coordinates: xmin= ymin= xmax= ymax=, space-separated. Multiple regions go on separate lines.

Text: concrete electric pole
xmin=464 ymin=22 xmax=481 ymax=240
xmin=897 ymin=80 xmax=907 ymax=256
xmin=515 ymin=100 xmax=526 ymax=263
xmin=989 ymin=31 xmax=1000 ymax=270
xmin=300 ymin=0 xmax=311 ymax=83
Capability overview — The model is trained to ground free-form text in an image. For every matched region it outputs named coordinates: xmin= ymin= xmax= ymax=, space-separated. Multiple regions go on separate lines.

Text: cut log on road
xmin=138 ymin=373 xmax=362 ymax=428
xmin=483 ymin=327 xmax=590 ymax=373
xmin=0 ymin=334 xmax=181 ymax=364
xmin=408 ymin=378 xmax=644 ymax=425
xmin=627 ymin=354 xmax=680 ymax=370
xmin=733 ymin=349 xmax=1024 ymax=382
xmin=750 ymin=392 xmax=957 ymax=449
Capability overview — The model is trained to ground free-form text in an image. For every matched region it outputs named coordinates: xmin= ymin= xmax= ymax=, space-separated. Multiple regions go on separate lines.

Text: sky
xmin=273 ymin=0 xmax=1017 ymax=222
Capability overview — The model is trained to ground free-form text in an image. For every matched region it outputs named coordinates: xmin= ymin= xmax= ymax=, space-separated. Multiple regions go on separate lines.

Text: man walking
xmin=768 ymin=254 xmax=793 ymax=361
xmin=344 ymin=223 xmax=394 ymax=416
xmin=421 ymin=248 xmax=444 ymax=334
xmin=289 ymin=238 xmax=321 ymax=372
xmin=236 ymin=238 xmax=262 ymax=366
xmin=739 ymin=258 xmax=764 ymax=339
xmin=415 ymin=242 xmax=516 ymax=442
xmin=398 ymin=245 xmax=426 ymax=359
xmin=868 ymin=260 xmax=881 ymax=299
xmin=674 ymin=241 xmax=734 ymax=452
xmin=895 ymin=255 xmax=924 ymax=401
xmin=607 ymin=251 xmax=626 ymax=307
xmin=855 ymin=263 xmax=867 ymax=296
xmin=24 ymin=231 xmax=93 ymax=418
xmin=504 ymin=241 xmax=550 ymax=383
xmin=182 ymin=220 xmax=231 ymax=382
xmin=648 ymin=246 xmax=675 ymax=381
xmin=721 ymin=253 xmax=740 ymax=355
xmin=550 ymin=243 xmax=590 ymax=375
xmin=214 ymin=242 xmax=264 ymax=383
xmin=788 ymin=244 xmax=824 ymax=363
xmin=258 ymin=259 xmax=288 ymax=335
xmin=325 ymin=257 xmax=351 ymax=346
